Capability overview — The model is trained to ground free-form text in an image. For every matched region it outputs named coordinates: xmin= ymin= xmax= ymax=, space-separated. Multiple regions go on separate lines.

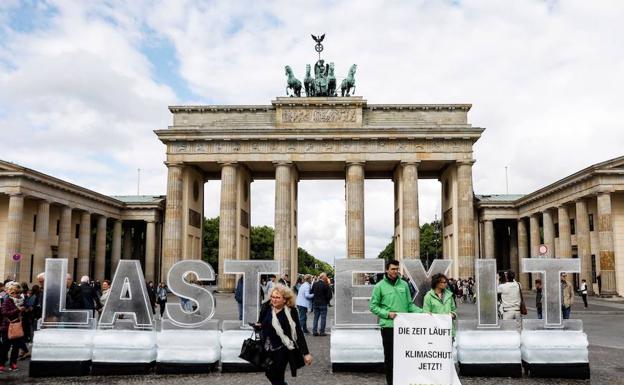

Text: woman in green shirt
xmin=423 ymin=273 xmax=457 ymax=335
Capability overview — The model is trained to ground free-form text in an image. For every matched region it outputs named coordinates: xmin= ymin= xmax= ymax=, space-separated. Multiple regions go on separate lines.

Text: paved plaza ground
xmin=3 ymin=291 xmax=624 ymax=385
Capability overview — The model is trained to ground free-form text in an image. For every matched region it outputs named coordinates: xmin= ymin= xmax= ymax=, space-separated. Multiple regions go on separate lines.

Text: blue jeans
xmin=312 ymin=304 xmax=328 ymax=334
xmin=562 ymin=306 xmax=571 ymax=319
xmin=297 ymin=305 xmax=309 ymax=333
xmin=537 ymin=307 xmax=543 ymax=319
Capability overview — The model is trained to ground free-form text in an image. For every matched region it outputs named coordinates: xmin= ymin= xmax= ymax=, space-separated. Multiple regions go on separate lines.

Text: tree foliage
xmin=298 ymin=247 xmax=334 ymax=277
xmin=202 ymin=216 xmax=333 ymax=276
xmin=202 ymin=216 xmax=220 ymax=272
xmin=250 ymin=225 xmax=275 ymax=260
xmin=377 ymin=220 xmax=442 ymax=266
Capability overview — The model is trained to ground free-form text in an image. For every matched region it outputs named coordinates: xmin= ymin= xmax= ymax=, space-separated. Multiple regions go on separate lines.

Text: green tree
xmin=202 ymin=216 xmax=333 ymax=276
xmin=377 ymin=238 xmax=395 ymax=260
xmin=298 ymin=247 xmax=334 ymax=277
xmin=250 ymin=225 xmax=275 ymax=260
xmin=202 ymin=216 xmax=220 ymax=272
xmin=377 ymin=220 xmax=442 ymax=266
xmin=420 ymin=220 xmax=442 ymax=266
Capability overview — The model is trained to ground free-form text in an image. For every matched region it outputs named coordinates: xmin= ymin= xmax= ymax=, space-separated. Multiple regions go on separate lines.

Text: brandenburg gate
xmin=156 ymin=96 xmax=484 ymax=290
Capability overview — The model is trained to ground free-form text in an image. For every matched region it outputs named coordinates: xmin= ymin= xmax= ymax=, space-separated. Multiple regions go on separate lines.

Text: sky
xmin=1 ymin=0 xmax=623 ymax=264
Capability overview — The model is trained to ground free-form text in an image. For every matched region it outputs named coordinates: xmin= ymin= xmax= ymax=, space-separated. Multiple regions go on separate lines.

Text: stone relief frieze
xmin=281 ymin=108 xmax=357 ymax=123
xmin=172 ymin=139 xmax=470 ymax=155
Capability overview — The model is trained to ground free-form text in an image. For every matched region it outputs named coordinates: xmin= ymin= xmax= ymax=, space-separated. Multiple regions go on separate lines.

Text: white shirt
xmin=498 ymin=281 xmax=522 ymax=311
xmin=580 ymin=282 xmax=588 ymax=294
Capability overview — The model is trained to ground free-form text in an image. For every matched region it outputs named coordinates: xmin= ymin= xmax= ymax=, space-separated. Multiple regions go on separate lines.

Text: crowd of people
xmin=0 ymin=273 xmax=171 ymax=374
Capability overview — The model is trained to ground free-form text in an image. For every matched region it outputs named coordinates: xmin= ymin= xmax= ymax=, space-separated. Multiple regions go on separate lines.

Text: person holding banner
xmin=369 ymin=260 xmax=423 ymax=385
xmin=423 ymin=273 xmax=457 ymax=336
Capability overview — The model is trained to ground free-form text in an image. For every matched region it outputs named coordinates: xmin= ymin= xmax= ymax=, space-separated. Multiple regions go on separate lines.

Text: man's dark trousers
xmin=312 ymin=304 xmax=328 ymax=334
xmin=381 ymin=327 xmax=394 ymax=385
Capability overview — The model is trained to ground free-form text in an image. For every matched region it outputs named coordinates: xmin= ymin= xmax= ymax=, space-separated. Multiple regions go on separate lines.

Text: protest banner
xmin=394 ymin=313 xmax=454 ymax=385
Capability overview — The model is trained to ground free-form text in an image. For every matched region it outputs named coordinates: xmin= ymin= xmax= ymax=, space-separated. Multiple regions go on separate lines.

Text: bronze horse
xmin=285 ymin=65 xmax=302 ymax=97
xmin=340 ymin=64 xmax=357 ymax=97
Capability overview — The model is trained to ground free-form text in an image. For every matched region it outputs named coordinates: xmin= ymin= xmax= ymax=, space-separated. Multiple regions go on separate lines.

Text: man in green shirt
xmin=369 ymin=259 xmax=423 ymax=385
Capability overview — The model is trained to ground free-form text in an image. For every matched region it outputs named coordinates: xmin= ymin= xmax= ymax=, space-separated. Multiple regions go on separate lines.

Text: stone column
xmin=517 ymin=218 xmax=530 ymax=288
xmin=123 ymin=223 xmax=133 ymax=259
xmin=94 ymin=216 xmax=107 ymax=281
xmin=509 ymin=222 xmax=519 ymax=276
xmin=145 ymin=220 xmax=156 ymax=283
xmin=597 ymin=192 xmax=616 ymax=295
xmin=575 ymin=199 xmax=593 ymax=294
xmin=457 ymin=161 xmax=475 ymax=278
xmin=218 ymin=163 xmax=238 ymax=291
xmin=346 ymin=162 xmax=365 ymax=259
xmin=557 ymin=206 xmax=572 ymax=258
xmin=4 ymin=194 xmax=24 ymax=281
xmin=484 ymin=220 xmax=495 ymax=258
xmin=529 ymin=214 xmax=541 ymax=257
xmin=543 ymin=209 xmax=555 ymax=257
xmin=162 ymin=162 xmax=183 ymax=278
xmin=274 ymin=162 xmax=293 ymax=279
xmin=58 ymin=206 xmax=72 ymax=259
xmin=290 ymin=170 xmax=299 ymax=285
xmin=111 ymin=220 xmax=122 ymax=276
xmin=77 ymin=211 xmax=91 ymax=279
xmin=401 ymin=162 xmax=420 ymax=259
xmin=34 ymin=200 xmax=51 ymax=277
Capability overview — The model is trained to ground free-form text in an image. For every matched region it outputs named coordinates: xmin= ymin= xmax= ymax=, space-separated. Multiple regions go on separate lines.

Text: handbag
xmin=8 ymin=318 xmax=24 ymax=340
xmin=518 ymin=283 xmax=528 ymax=316
xmin=239 ymin=330 xmax=273 ymax=369
xmin=289 ymin=346 xmax=305 ymax=370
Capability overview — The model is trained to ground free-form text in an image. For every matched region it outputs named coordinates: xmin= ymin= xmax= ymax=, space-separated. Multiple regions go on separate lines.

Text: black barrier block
xmin=29 ymin=360 xmax=91 ymax=377
xmin=459 ymin=363 xmax=522 ymax=377
xmin=523 ymin=361 xmax=590 ymax=379
xmin=155 ymin=362 xmax=219 ymax=374
xmin=91 ymin=362 xmax=154 ymax=375
xmin=331 ymin=363 xmax=385 ymax=373
xmin=221 ymin=362 xmax=265 ymax=373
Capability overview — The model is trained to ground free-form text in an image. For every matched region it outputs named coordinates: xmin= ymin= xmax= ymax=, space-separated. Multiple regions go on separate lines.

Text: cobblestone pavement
xmin=3 ymin=292 xmax=623 ymax=384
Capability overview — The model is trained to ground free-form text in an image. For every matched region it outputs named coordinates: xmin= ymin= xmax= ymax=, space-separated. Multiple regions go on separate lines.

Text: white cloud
xmin=2 ymin=0 xmax=624 ymax=264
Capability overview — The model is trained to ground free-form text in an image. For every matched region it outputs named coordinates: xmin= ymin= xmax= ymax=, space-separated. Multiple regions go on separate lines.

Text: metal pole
xmin=505 ymin=166 xmax=509 ymax=194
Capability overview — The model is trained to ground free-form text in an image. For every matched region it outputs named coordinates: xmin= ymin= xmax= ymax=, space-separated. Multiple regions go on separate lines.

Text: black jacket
xmin=311 ymin=280 xmax=332 ymax=306
xmin=79 ymin=282 xmax=102 ymax=310
xmin=66 ymin=282 xmax=83 ymax=310
xmin=258 ymin=301 xmax=309 ymax=376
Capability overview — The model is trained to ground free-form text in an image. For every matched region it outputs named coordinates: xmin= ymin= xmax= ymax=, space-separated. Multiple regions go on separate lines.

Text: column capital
xmin=164 ymin=161 xmax=184 ymax=168
xmin=272 ymin=160 xmax=293 ymax=167
xmin=597 ymin=188 xmax=615 ymax=196
xmin=218 ymin=161 xmax=238 ymax=167
xmin=8 ymin=192 xmax=24 ymax=198
xmin=400 ymin=160 xmax=420 ymax=167
xmin=456 ymin=159 xmax=476 ymax=166
xmin=145 ymin=219 xmax=156 ymax=224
